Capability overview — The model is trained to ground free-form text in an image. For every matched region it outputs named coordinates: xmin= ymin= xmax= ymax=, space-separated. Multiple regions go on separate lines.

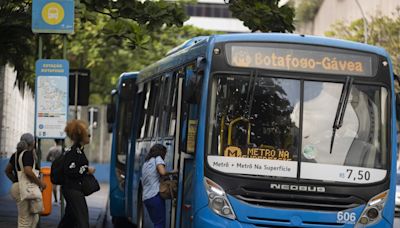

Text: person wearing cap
xmin=4 ymin=133 xmax=46 ymax=228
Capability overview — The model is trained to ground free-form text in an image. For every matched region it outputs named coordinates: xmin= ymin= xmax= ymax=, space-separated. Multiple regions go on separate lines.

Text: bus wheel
xmin=137 ymin=190 xmax=145 ymax=228
xmin=112 ymin=216 xmax=134 ymax=228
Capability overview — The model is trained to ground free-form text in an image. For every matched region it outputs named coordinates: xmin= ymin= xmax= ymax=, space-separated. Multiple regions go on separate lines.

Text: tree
xmin=78 ymin=0 xmax=189 ymax=49
xmin=226 ymin=0 xmax=295 ymax=32
xmin=0 ymin=0 xmax=190 ymax=88
xmin=0 ymin=0 xmax=35 ymax=88
xmin=325 ymin=8 xmax=400 ymax=76
xmin=66 ymin=18 xmax=216 ymax=104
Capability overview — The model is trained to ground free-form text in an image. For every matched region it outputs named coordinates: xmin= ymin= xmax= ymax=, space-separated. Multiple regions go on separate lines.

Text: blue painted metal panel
xmin=32 ymin=0 xmax=74 ymax=34
xmin=109 ymin=72 xmax=138 ymax=219
xmin=0 ymin=159 xmax=12 ymax=197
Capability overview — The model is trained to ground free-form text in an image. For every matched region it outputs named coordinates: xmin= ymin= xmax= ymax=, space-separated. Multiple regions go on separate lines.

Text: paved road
xmin=0 ymin=183 xmax=109 ymax=228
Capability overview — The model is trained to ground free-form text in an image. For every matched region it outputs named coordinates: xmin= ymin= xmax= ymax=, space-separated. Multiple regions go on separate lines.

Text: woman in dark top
xmin=58 ymin=120 xmax=95 ymax=228
xmin=5 ymin=133 xmax=46 ymax=228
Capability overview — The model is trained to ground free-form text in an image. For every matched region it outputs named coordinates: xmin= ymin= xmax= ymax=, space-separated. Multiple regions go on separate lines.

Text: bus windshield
xmin=207 ymin=74 xmax=388 ymax=184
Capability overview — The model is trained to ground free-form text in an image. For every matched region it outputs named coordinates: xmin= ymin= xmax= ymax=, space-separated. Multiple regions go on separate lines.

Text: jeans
xmin=58 ymin=187 xmax=89 ymax=228
xmin=144 ymin=193 xmax=166 ymax=228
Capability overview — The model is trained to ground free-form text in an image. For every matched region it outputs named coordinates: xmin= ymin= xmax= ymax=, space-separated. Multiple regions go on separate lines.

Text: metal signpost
xmin=32 ymin=0 xmax=74 ymax=221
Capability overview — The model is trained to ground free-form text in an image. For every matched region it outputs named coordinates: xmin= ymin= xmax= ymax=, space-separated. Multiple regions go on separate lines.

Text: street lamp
xmin=355 ymin=0 xmax=368 ymax=44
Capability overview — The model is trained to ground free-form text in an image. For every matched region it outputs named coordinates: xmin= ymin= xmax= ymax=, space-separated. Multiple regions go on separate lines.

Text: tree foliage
xmin=325 ymin=9 xmax=400 ymax=76
xmin=66 ymin=18 xmax=216 ymax=104
xmin=0 ymin=0 xmax=35 ymax=88
xmin=78 ymin=0 xmax=189 ymax=49
xmin=226 ymin=0 xmax=295 ymax=32
xmin=0 ymin=0 xmax=190 ymax=89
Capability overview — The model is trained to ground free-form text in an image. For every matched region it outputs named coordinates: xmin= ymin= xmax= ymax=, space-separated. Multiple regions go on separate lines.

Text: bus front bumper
xmin=193 ymin=195 xmax=394 ymax=228
xmin=194 ymin=206 xmax=252 ymax=228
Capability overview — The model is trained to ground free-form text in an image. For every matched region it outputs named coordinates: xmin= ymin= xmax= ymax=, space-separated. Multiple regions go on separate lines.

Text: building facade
xmin=0 ymin=64 xmax=35 ymax=196
xmin=183 ymin=0 xmax=249 ymax=32
xmin=296 ymin=0 xmax=400 ymax=35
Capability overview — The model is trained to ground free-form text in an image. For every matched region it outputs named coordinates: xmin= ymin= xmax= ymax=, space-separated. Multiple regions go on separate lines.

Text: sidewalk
xmin=0 ymin=183 xmax=109 ymax=228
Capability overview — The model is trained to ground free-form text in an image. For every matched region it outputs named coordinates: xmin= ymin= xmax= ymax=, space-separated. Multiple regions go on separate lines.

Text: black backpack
xmin=50 ymin=149 xmax=68 ymax=185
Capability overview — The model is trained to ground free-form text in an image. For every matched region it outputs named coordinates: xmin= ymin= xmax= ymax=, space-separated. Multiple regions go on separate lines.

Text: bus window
xmin=145 ymin=79 xmax=161 ymax=138
xmin=139 ymin=82 xmax=151 ymax=139
xmin=154 ymin=75 xmax=170 ymax=137
xmin=181 ymin=65 xmax=200 ymax=154
xmin=301 ymin=82 xmax=388 ymax=170
xmin=157 ymin=73 xmax=177 ymax=137
xmin=168 ymin=73 xmax=179 ymax=137
xmin=208 ymin=74 xmax=300 ymax=162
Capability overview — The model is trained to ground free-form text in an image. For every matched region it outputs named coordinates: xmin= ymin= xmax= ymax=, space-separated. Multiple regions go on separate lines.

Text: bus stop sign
xmin=32 ymin=0 xmax=74 ymax=34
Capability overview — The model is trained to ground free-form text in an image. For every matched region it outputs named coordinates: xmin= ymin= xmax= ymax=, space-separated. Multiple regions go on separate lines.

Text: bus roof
xmin=119 ymin=71 xmax=139 ymax=80
xmin=116 ymin=71 xmax=139 ymax=89
xmin=138 ymin=33 xmax=390 ymax=82
xmin=211 ymin=33 xmax=388 ymax=57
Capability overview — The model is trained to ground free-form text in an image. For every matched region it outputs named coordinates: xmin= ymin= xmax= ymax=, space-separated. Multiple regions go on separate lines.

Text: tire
xmin=112 ymin=216 xmax=135 ymax=228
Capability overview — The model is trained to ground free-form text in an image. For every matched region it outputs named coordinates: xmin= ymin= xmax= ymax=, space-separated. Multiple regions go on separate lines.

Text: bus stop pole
xmin=60 ymin=34 xmax=68 ymax=218
xmin=74 ymin=72 xmax=79 ymax=119
xmin=36 ymin=34 xmax=43 ymax=228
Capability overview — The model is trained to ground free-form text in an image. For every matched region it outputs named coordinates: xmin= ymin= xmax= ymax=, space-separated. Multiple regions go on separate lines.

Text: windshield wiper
xmin=329 ymin=76 xmax=354 ymax=154
xmin=245 ymin=71 xmax=258 ymax=119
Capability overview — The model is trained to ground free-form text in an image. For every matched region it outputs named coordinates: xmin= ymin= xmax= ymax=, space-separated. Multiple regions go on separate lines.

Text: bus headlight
xmin=204 ymin=177 xmax=236 ymax=220
xmin=357 ymin=190 xmax=388 ymax=226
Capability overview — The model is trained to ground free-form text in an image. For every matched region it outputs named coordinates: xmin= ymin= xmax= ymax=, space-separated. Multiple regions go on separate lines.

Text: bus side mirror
xmin=185 ymin=57 xmax=205 ymax=104
xmin=107 ymin=103 xmax=115 ymax=125
xmin=394 ymin=74 xmax=400 ymax=121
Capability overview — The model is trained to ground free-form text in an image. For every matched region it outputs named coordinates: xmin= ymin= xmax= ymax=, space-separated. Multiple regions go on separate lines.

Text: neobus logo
xmin=270 ymin=184 xmax=326 ymax=192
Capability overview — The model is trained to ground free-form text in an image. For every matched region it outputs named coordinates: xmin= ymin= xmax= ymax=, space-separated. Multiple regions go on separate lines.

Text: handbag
xmin=159 ymin=176 xmax=177 ymax=200
xmin=16 ymin=150 xmax=42 ymax=201
xmin=81 ymin=174 xmax=100 ymax=196
xmin=29 ymin=198 xmax=43 ymax=214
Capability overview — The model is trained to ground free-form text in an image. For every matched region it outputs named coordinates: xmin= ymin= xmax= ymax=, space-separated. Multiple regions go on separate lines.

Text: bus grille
xmin=247 ymin=216 xmax=345 ymax=227
xmin=233 ymin=187 xmax=364 ymax=211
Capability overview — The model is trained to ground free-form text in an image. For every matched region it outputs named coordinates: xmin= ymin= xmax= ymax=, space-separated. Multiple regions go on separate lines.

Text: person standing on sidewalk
xmin=58 ymin=120 xmax=95 ymax=228
xmin=46 ymin=139 xmax=62 ymax=203
xmin=4 ymin=133 xmax=46 ymax=228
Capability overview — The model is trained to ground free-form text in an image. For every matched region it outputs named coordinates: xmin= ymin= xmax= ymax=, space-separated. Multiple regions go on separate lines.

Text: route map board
xmin=35 ymin=59 xmax=69 ymax=139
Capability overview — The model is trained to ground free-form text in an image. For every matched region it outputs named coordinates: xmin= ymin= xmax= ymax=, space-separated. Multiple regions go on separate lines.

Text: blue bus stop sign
xmin=32 ymin=0 xmax=74 ymax=34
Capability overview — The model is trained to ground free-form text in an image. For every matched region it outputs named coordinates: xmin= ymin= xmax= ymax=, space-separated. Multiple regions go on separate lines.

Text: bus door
xmin=145 ymin=71 xmax=181 ymax=227
xmin=110 ymin=76 xmax=137 ymax=221
xmin=175 ymin=64 xmax=201 ymax=228
xmin=133 ymin=79 xmax=159 ymax=226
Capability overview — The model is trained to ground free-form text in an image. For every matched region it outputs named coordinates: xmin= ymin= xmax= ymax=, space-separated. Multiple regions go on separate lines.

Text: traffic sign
xmin=32 ymin=0 xmax=74 ymax=34
xmin=35 ymin=59 xmax=69 ymax=139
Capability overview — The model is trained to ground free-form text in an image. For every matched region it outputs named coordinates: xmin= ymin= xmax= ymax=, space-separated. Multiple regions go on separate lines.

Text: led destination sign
xmin=227 ymin=44 xmax=373 ymax=76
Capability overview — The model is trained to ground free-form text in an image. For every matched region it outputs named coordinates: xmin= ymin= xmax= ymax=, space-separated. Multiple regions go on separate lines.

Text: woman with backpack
xmin=57 ymin=120 xmax=96 ymax=228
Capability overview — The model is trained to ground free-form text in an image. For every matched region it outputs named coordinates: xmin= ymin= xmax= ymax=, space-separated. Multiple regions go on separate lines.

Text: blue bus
xmin=109 ymin=33 xmax=397 ymax=227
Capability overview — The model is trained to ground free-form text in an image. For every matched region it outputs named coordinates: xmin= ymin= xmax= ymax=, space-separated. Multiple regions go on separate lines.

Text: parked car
xmin=396 ymin=171 xmax=400 ymax=216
